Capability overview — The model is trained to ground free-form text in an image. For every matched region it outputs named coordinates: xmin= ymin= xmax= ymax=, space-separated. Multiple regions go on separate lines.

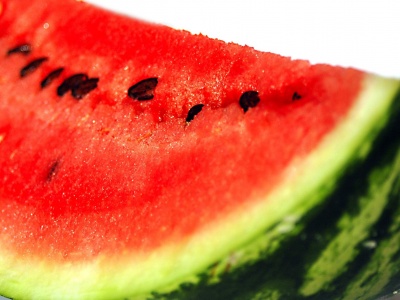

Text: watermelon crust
xmin=0 ymin=0 xmax=400 ymax=299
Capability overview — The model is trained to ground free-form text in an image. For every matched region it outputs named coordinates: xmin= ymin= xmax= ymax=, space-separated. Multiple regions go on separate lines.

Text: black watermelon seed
xmin=57 ymin=73 xmax=88 ymax=96
xmin=239 ymin=91 xmax=260 ymax=113
xmin=186 ymin=104 xmax=204 ymax=123
xmin=46 ymin=160 xmax=60 ymax=182
xmin=71 ymin=78 xmax=99 ymax=100
xmin=292 ymin=92 xmax=302 ymax=101
xmin=41 ymin=68 xmax=64 ymax=89
xmin=20 ymin=57 xmax=48 ymax=78
xmin=128 ymin=77 xmax=158 ymax=101
xmin=7 ymin=44 xmax=32 ymax=56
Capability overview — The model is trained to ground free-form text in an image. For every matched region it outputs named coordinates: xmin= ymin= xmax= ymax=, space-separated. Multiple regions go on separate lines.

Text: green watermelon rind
xmin=0 ymin=75 xmax=399 ymax=300
xmin=299 ymin=135 xmax=400 ymax=299
xmin=341 ymin=175 xmax=400 ymax=300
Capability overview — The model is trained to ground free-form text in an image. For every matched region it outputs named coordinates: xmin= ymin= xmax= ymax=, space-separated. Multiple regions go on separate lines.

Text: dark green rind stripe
xmin=301 ymin=135 xmax=400 ymax=299
xmin=146 ymin=90 xmax=400 ymax=300
xmin=341 ymin=174 xmax=400 ymax=300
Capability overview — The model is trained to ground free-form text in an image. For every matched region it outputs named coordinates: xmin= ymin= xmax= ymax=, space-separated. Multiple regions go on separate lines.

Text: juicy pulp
xmin=0 ymin=0 xmax=399 ymax=299
xmin=0 ymin=0 xmax=364 ymax=258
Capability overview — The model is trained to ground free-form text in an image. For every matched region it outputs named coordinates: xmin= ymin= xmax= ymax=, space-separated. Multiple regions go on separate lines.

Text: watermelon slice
xmin=0 ymin=0 xmax=399 ymax=299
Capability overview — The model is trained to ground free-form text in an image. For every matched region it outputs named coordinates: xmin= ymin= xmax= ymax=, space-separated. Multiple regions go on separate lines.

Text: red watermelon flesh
xmin=0 ymin=0 xmax=364 ymax=259
xmin=2 ymin=1 xmax=399 ymax=299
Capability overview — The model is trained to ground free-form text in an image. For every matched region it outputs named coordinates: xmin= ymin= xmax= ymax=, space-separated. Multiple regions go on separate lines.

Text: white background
xmin=86 ymin=0 xmax=400 ymax=78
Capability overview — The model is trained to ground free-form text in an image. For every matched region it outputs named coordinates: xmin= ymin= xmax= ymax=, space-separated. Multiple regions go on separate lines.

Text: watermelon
xmin=0 ymin=0 xmax=399 ymax=299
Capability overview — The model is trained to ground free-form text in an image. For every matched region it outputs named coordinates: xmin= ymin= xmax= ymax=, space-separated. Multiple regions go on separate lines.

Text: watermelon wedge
xmin=0 ymin=0 xmax=399 ymax=299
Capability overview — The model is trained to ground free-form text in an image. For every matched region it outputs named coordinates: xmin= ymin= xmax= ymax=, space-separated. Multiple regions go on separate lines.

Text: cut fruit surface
xmin=0 ymin=0 xmax=399 ymax=299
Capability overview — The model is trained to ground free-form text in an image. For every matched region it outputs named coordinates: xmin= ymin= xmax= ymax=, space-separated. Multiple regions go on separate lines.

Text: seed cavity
xmin=41 ymin=67 xmax=64 ymax=89
xmin=20 ymin=57 xmax=48 ymax=77
xmin=186 ymin=104 xmax=204 ymax=123
xmin=128 ymin=77 xmax=158 ymax=101
xmin=7 ymin=44 xmax=32 ymax=56
xmin=46 ymin=160 xmax=60 ymax=182
xmin=292 ymin=92 xmax=302 ymax=101
xmin=239 ymin=90 xmax=260 ymax=113
xmin=57 ymin=73 xmax=88 ymax=96
xmin=72 ymin=78 xmax=99 ymax=100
